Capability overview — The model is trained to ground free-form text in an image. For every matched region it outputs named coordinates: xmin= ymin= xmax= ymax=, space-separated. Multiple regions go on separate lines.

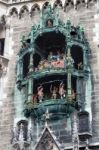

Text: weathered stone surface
xmin=0 ymin=1 xmax=99 ymax=150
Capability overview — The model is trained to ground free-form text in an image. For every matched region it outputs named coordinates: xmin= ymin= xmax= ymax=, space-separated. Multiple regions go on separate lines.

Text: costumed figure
xmin=50 ymin=85 xmax=57 ymax=99
xmin=47 ymin=19 xmax=53 ymax=27
xmin=59 ymin=82 xmax=66 ymax=99
xmin=37 ymin=85 xmax=44 ymax=102
xmin=57 ymin=51 xmax=61 ymax=61
xmin=33 ymin=94 xmax=38 ymax=104
xmin=43 ymin=59 xmax=48 ymax=69
xmin=78 ymin=62 xmax=83 ymax=70
xmin=38 ymin=60 xmax=45 ymax=70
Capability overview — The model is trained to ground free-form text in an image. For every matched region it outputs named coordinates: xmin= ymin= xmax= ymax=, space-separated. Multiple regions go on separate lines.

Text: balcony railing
xmin=24 ymin=95 xmax=81 ymax=119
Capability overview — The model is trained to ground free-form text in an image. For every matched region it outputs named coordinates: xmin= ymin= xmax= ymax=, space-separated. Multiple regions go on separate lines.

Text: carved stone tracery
xmin=36 ymin=128 xmax=60 ymax=150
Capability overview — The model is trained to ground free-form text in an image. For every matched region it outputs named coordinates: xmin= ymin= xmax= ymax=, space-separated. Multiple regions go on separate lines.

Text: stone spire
xmin=72 ymin=111 xmax=79 ymax=150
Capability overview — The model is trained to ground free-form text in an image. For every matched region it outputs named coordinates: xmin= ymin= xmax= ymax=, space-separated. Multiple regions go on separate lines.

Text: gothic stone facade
xmin=0 ymin=0 xmax=99 ymax=150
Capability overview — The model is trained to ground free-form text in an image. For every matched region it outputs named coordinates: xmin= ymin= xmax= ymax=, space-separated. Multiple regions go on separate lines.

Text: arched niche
xmin=53 ymin=0 xmax=63 ymax=9
xmin=88 ymin=0 xmax=96 ymax=8
xmin=33 ymin=74 xmax=77 ymax=103
xmin=19 ymin=5 xmax=29 ymax=19
xmin=42 ymin=2 xmax=49 ymax=12
xmin=17 ymin=120 xmax=28 ymax=141
xmin=34 ymin=31 xmax=66 ymax=59
xmin=23 ymin=53 xmax=30 ymax=78
xmin=9 ymin=7 xmax=18 ymax=17
xmin=33 ymin=53 xmax=41 ymax=70
xmin=31 ymin=4 xmax=40 ymax=17
xmin=71 ymin=45 xmax=83 ymax=70
xmin=76 ymin=0 xmax=85 ymax=10
xmin=64 ymin=0 xmax=73 ymax=12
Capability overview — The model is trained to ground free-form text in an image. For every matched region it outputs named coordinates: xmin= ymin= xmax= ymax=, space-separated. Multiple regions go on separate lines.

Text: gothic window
xmin=0 ymin=38 xmax=5 ymax=56
xmin=64 ymin=0 xmax=73 ymax=11
xmin=88 ymin=0 xmax=96 ymax=8
xmin=78 ymin=112 xmax=89 ymax=133
xmin=71 ymin=45 xmax=83 ymax=70
xmin=23 ymin=53 xmax=30 ymax=78
xmin=53 ymin=0 xmax=63 ymax=9
xmin=19 ymin=6 xmax=29 ymax=19
xmin=9 ymin=7 xmax=18 ymax=17
xmin=76 ymin=0 xmax=85 ymax=9
xmin=42 ymin=2 xmax=49 ymax=12
xmin=33 ymin=53 xmax=41 ymax=70
xmin=17 ymin=120 xmax=28 ymax=141
xmin=31 ymin=4 xmax=40 ymax=17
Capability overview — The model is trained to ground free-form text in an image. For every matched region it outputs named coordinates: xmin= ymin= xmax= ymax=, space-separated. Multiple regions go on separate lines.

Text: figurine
xmin=59 ymin=82 xmax=65 ymax=99
xmin=50 ymin=85 xmax=57 ymax=99
xmin=78 ymin=62 xmax=83 ymax=70
xmin=37 ymin=85 xmax=44 ymax=102
xmin=33 ymin=94 xmax=38 ymax=104
xmin=71 ymin=89 xmax=76 ymax=100
xmin=57 ymin=51 xmax=61 ymax=61
xmin=46 ymin=19 xmax=53 ymax=27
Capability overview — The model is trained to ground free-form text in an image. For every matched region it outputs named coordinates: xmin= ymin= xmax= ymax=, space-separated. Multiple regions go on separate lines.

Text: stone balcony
xmin=0 ymin=55 xmax=9 ymax=77
xmin=24 ymin=98 xmax=81 ymax=119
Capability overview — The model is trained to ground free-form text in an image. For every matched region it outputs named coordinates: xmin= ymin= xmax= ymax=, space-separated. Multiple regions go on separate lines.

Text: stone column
xmin=66 ymin=39 xmax=71 ymax=97
xmin=72 ymin=111 xmax=79 ymax=150
xmin=83 ymin=47 xmax=88 ymax=71
xmin=66 ymin=48 xmax=73 ymax=101
xmin=76 ymin=77 xmax=81 ymax=107
xmin=27 ymin=50 xmax=34 ymax=103
xmin=27 ymin=78 xmax=33 ymax=103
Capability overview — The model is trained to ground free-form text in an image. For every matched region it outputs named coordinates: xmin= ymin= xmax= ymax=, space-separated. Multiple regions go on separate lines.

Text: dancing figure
xmin=50 ymin=85 xmax=57 ymax=99
xmin=37 ymin=85 xmax=44 ymax=102
xmin=78 ymin=62 xmax=83 ymax=70
xmin=33 ymin=94 xmax=37 ymax=104
xmin=59 ymin=82 xmax=65 ymax=99
xmin=57 ymin=51 xmax=61 ymax=61
xmin=71 ymin=89 xmax=76 ymax=100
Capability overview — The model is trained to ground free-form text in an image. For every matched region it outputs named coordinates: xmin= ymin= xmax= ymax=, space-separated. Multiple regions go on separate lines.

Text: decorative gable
xmin=35 ymin=127 xmax=61 ymax=150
